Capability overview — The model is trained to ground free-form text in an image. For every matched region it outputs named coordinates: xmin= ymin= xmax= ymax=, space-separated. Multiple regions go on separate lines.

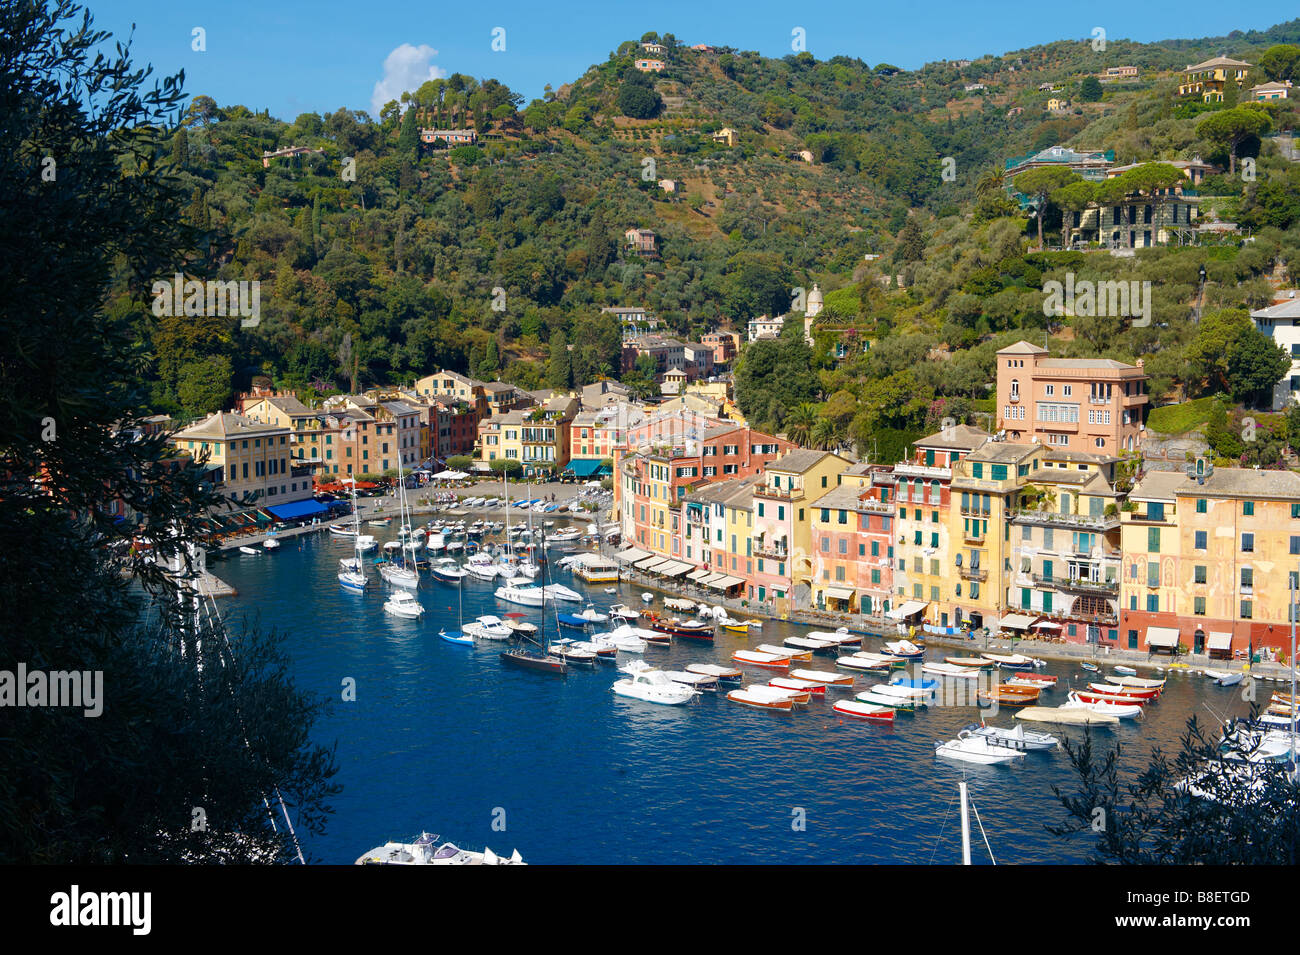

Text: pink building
xmin=996 ymin=341 xmax=1148 ymax=455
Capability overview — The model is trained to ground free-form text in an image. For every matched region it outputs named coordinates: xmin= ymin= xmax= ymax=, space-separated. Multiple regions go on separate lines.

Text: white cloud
xmin=370 ymin=43 xmax=448 ymax=116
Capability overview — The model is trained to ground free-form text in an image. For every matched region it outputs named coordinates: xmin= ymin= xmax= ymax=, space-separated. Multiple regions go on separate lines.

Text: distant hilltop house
xmin=1250 ymin=290 xmax=1300 ymax=409
xmin=1250 ymin=80 xmax=1292 ymax=101
xmin=1005 ymin=146 xmax=1115 ymax=191
xmin=420 ymin=128 xmax=476 ymax=146
xmin=1065 ymin=172 xmax=1201 ymax=249
xmin=658 ymin=178 xmax=677 ymax=193
xmin=712 ymin=127 xmax=738 ymax=147
xmin=691 ymin=44 xmax=717 ymax=53
xmin=640 ymin=41 xmax=667 ymax=55
xmin=601 ymin=305 xmax=659 ymax=340
xmin=950 ymin=59 xmax=972 ymax=68
xmin=625 ymin=228 xmax=657 ymax=255
xmin=261 ymin=145 xmax=324 ymax=168
xmin=1178 ymin=56 xmax=1251 ymax=102
xmin=796 ymin=149 xmax=814 ymax=164
xmin=1038 ymin=82 xmax=1062 ymax=92
xmin=635 ymin=58 xmax=666 ymax=73
xmin=1099 ymin=65 xmax=1139 ymax=81
xmin=964 ymin=83 xmax=986 ymax=93
xmin=1047 ymin=97 xmax=1071 ymax=112
xmin=1006 ymin=106 xmax=1024 ymax=119
xmin=1105 ymin=156 xmax=1216 ymax=187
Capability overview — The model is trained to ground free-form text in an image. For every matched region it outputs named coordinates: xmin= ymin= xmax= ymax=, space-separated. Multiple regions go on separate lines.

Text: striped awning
xmin=636 ymin=556 xmax=669 ymax=571
xmin=686 ymin=569 xmax=711 ymax=581
xmin=615 ymin=547 xmax=650 ymax=563
xmin=657 ymin=560 xmax=692 ymax=577
xmin=698 ymin=573 xmax=724 ymax=587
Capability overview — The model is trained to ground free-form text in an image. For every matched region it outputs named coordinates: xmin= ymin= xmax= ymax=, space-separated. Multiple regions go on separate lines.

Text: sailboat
xmin=439 ymin=571 xmax=473 ymax=645
xmin=380 ymin=461 xmax=420 ymax=589
xmin=338 ymin=478 xmax=369 ymax=593
xmin=500 ymin=551 xmax=567 ymax=675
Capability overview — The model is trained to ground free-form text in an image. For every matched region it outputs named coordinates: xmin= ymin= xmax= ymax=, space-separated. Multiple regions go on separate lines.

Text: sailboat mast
xmin=959 ymin=780 xmax=972 ymax=866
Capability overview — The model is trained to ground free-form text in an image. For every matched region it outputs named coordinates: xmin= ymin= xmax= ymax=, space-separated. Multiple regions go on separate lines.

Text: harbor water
xmin=214 ymin=524 xmax=1254 ymax=864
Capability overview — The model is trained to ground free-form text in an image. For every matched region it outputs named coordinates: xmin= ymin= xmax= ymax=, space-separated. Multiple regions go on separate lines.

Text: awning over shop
xmin=1000 ymin=613 xmax=1038 ymax=630
xmin=636 ymin=556 xmax=668 ymax=572
xmin=686 ymin=569 xmax=711 ymax=581
xmin=1032 ymin=621 xmax=1062 ymax=630
xmin=698 ymin=573 xmax=724 ymax=587
xmin=1208 ymin=631 xmax=1233 ymax=651
xmin=615 ymin=547 xmax=650 ymax=563
xmin=717 ymin=575 xmax=745 ymax=589
xmin=886 ymin=599 xmax=928 ymax=620
xmin=657 ymin=561 xmax=692 ymax=577
xmin=1145 ymin=626 xmax=1181 ymax=649
xmin=266 ymin=499 xmax=329 ymax=521
xmin=824 ymin=587 xmax=855 ymax=601
xmin=564 ymin=458 xmax=609 ymax=477
xmin=705 ymin=574 xmax=744 ymax=590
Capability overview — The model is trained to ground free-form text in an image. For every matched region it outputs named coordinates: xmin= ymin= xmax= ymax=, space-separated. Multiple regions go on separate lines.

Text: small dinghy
xmin=739 ymin=683 xmax=809 ymax=706
xmin=981 ymin=652 xmax=1036 ymax=670
xmin=1110 ymin=674 xmax=1165 ymax=690
xmin=727 ymin=687 xmax=794 ymax=711
xmin=1080 ymin=662 xmax=1100 ymax=673
xmin=922 ymin=662 xmax=981 ymax=679
xmin=1112 ymin=665 xmax=1138 ymax=676
xmin=438 ymin=629 xmax=474 ymax=646
xmin=832 ymin=700 xmax=895 ymax=722
xmin=686 ymin=663 xmax=742 ymax=684
xmin=977 ymin=685 xmax=1041 ymax=707
xmin=791 ymin=668 xmax=854 ymax=687
xmin=1203 ymin=668 xmax=1243 ymax=686
xmin=770 ymin=676 xmax=827 ymax=696
xmin=239 ymin=545 xmax=260 ymax=555
xmin=935 ymin=732 xmax=1027 ymax=766
xmin=732 ymin=649 xmax=791 ymax=670
xmin=946 ymin=656 xmax=993 ymax=670
xmin=882 ymin=640 xmax=925 ymax=660
xmin=854 ymin=688 xmax=918 ymax=711
xmin=1088 ymin=682 xmax=1159 ymax=700
xmin=641 ymin=592 xmax=654 ymax=603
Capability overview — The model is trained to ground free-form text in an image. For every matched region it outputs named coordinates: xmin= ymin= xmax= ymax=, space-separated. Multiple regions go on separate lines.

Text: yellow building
xmin=1178 ymin=57 xmax=1251 ymax=102
xmin=170 ymin=412 xmax=314 ymax=504
xmin=478 ymin=395 xmax=578 ymax=478
xmin=1120 ymin=462 xmax=1300 ymax=656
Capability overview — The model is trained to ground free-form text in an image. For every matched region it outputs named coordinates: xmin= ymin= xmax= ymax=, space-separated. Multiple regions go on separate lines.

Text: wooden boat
xmin=836 ymin=655 xmax=895 ymax=673
xmin=1015 ymin=706 xmax=1118 ymax=726
xmin=727 ymin=687 xmax=793 ymax=711
xmin=1110 ymin=674 xmax=1166 ymax=690
xmin=1071 ymin=689 xmax=1147 ymax=707
xmin=965 ymin=722 xmax=1060 ymax=752
xmin=758 ymin=643 xmax=812 ymax=662
xmin=854 ymin=689 xmax=917 ymax=711
xmin=784 ymin=635 xmax=837 ymax=653
xmin=1080 ymin=662 xmax=1100 ymax=673
xmin=1012 ymin=672 xmax=1058 ymax=686
xmin=500 ymin=648 xmax=568 ymax=675
xmin=977 ymin=685 xmax=1041 ymax=707
xmin=832 ymin=700 xmax=895 ymax=722
xmin=922 ymin=662 xmax=982 ymax=679
xmin=790 ymin=668 xmax=854 ymax=687
xmin=946 ymin=656 xmax=994 ymax=669
xmin=807 ymin=628 xmax=862 ymax=648
xmin=980 ymin=652 xmax=1037 ymax=670
xmin=686 ymin=663 xmax=743 ymax=684
xmin=1088 ymin=682 xmax=1159 ymax=700
xmin=720 ymin=620 xmax=752 ymax=634
xmin=741 ymin=684 xmax=809 ymax=706
xmin=732 ymin=649 xmax=791 ymax=670
xmin=662 ymin=670 xmax=719 ymax=692
xmin=883 ymin=640 xmax=925 ymax=660
xmin=770 ymin=676 xmax=827 ymax=696
xmin=642 ymin=612 xmax=714 ymax=642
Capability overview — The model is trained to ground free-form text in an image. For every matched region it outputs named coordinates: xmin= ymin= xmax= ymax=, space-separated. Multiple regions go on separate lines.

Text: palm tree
xmin=784 ymin=402 xmax=819 ymax=446
xmin=810 ymin=418 xmax=838 ymax=451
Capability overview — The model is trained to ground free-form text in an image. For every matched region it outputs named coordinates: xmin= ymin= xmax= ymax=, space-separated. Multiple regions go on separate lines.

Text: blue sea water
xmin=215 ymin=526 xmax=1251 ymax=865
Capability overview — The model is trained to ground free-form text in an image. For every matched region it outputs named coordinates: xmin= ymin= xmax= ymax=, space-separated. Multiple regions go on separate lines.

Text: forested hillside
xmin=125 ymin=20 xmax=1300 ymax=467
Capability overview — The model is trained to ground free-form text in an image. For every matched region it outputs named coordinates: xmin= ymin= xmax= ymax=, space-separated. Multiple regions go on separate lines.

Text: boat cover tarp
xmin=266 ymin=499 xmax=330 ymax=520
xmin=1000 ymin=613 xmax=1037 ymax=630
xmin=1208 ymin=631 xmax=1233 ymax=651
xmin=1145 ymin=626 xmax=1181 ymax=648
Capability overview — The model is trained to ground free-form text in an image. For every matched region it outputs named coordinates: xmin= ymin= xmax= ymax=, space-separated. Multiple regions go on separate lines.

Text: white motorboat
xmin=641 ymin=592 xmax=654 ymax=603
xmin=612 ymin=662 xmax=697 ymax=705
xmin=609 ymin=604 xmax=640 ymax=622
xmin=1064 ymin=691 xmax=1143 ymax=719
xmin=544 ymin=528 xmax=582 ymax=544
xmin=430 ymin=557 xmax=468 ymax=583
xmin=965 ymin=722 xmax=1059 ymax=752
xmin=543 ymin=583 xmax=583 ymax=603
xmin=383 ymin=590 xmax=424 ymax=618
xmin=262 ymin=535 xmax=280 ymax=551
xmin=935 ymin=733 xmax=1027 ymax=765
xmin=495 ymin=583 xmax=551 ymax=607
xmin=600 ymin=625 xmax=653 ymax=653
xmin=463 ymin=615 xmax=512 ymax=640
xmin=239 ymin=545 xmax=260 ymax=555
xmin=576 ymin=605 xmax=609 ymax=624
xmin=356 ymin=832 xmax=524 ymax=866
xmin=1204 ymin=669 xmax=1244 ymax=687
xmin=506 ymin=619 xmax=538 ymax=638
xmin=464 ymin=553 xmax=500 ymax=581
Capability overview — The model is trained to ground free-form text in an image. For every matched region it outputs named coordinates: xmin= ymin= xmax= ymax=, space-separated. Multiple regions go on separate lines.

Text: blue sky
xmin=90 ymin=0 xmax=1296 ymax=121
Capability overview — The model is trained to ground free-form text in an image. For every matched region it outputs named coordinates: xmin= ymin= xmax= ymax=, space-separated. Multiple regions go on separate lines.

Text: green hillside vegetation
xmin=115 ymin=21 xmax=1300 ymax=471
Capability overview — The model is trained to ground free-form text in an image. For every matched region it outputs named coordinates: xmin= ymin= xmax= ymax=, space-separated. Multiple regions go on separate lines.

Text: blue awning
xmin=267 ymin=499 xmax=330 ymax=520
xmin=565 ymin=458 xmax=609 ymax=477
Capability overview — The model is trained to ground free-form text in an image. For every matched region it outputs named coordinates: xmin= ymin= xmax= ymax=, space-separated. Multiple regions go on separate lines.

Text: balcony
xmin=893 ymin=463 xmax=951 ymax=481
xmin=960 ymin=505 xmax=992 ymax=518
xmin=1009 ymin=509 xmax=1119 ymax=532
xmin=1031 ymin=573 xmax=1118 ymax=596
xmin=755 ymin=541 xmax=789 ymax=560
xmin=958 ymin=566 xmax=987 ymax=582
xmin=964 ymin=526 xmax=986 ymax=543
xmin=757 ymin=485 xmax=804 ymax=502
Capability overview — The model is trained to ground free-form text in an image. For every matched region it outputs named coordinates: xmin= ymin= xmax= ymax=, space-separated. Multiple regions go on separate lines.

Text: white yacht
xmin=464 ymin=553 xmax=500 ymax=581
xmin=463 ymin=615 xmax=512 ymax=640
xmin=383 ymin=590 xmax=424 ymax=618
xmin=612 ymin=662 xmax=697 ymax=706
xmin=356 ymin=832 xmax=524 ymax=865
xmin=495 ymin=582 xmax=551 ymax=607
xmin=430 ymin=557 xmax=468 ymax=583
